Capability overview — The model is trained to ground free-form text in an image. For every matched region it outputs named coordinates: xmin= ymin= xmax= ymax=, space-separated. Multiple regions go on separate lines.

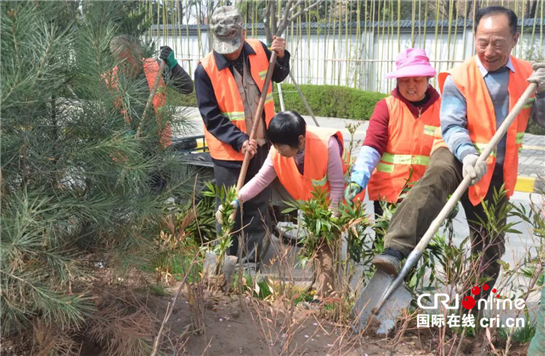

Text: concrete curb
xmin=515 ymin=176 xmax=544 ymax=193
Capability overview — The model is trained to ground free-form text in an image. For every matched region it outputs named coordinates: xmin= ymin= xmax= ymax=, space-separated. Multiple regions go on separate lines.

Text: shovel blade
xmin=352 ymin=270 xmax=412 ymax=335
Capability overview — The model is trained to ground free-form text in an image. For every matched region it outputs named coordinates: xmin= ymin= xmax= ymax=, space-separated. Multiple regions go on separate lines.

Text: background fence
xmin=141 ymin=0 xmax=545 ymax=93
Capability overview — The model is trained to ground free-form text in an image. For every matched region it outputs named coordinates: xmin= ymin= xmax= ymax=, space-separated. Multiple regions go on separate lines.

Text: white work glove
xmin=215 ymin=199 xmax=239 ymax=225
xmin=462 ymin=154 xmax=487 ymax=186
xmin=528 ymin=62 xmax=545 ymax=93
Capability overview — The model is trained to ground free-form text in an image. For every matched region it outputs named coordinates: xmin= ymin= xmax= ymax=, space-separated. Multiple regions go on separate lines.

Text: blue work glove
xmin=160 ymin=46 xmax=178 ymax=70
xmin=350 ymin=145 xmax=382 ymax=190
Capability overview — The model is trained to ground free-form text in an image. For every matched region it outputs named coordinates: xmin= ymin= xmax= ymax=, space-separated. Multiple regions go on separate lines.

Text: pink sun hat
xmin=385 ymin=48 xmax=437 ymax=79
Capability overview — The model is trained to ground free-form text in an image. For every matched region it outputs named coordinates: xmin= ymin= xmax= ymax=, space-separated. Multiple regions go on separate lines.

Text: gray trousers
xmin=214 ymin=145 xmax=271 ymax=262
xmin=384 ymin=147 xmax=507 ymax=299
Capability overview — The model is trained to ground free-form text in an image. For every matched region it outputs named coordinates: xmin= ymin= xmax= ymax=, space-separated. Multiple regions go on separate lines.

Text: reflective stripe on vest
xmin=312 ymin=174 xmax=328 ymax=187
xmin=423 ymin=125 xmax=438 ymax=137
xmin=221 ymin=111 xmax=246 ymax=121
xmin=381 ymin=152 xmax=431 ymax=166
xmin=200 ymin=39 xmax=276 ymax=161
xmin=438 ymin=55 xmax=534 ymax=205
xmin=375 ymin=154 xmax=431 ymax=173
xmin=523 ymin=97 xmax=535 ymax=109
xmin=473 ymin=142 xmax=497 ymax=157
xmin=367 ymin=95 xmax=441 ymax=203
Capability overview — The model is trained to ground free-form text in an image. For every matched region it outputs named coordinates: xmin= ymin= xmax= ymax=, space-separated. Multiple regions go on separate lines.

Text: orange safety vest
xmin=367 ymin=95 xmax=441 ymax=203
xmin=437 ymin=55 xmax=534 ymax=206
xmin=200 ymin=39 xmax=275 ymax=161
xmin=105 ymin=59 xmax=171 ymax=148
xmin=270 ymin=126 xmax=363 ymax=203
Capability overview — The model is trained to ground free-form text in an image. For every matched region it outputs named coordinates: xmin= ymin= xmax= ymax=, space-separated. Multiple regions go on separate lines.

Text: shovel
xmin=352 ymin=81 xmax=538 ymax=335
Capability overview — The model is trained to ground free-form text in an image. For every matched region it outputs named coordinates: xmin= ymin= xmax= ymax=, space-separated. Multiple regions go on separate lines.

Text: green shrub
xmin=526 ymin=119 xmax=545 ymax=135
xmin=167 ymin=83 xmax=387 ymax=121
xmin=274 ymin=84 xmax=388 ymax=120
xmin=167 ymin=87 xmax=198 ymax=107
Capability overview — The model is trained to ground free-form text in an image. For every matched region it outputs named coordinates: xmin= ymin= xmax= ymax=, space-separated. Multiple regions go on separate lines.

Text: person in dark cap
xmin=195 ymin=6 xmax=290 ymax=264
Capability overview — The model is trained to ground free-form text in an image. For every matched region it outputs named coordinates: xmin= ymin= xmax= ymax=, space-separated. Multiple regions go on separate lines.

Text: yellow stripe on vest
xmin=523 ymin=97 xmax=535 ymax=109
xmin=376 ymin=162 xmax=394 ymax=173
xmin=264 ymin=92 xmax=274 ymax=105
xmin=516 ymin=132 xmax=524 ymax=144
xmin=381 ymin=152 xmax=431 ymax=166
xmin=222 ymin=111 xmax=245 ymax=121
xmin=312 ymin=174 xmax=328 ymax=187
xmin=259 ymin=70 xmax=268 ymax=81
xmin=424 ymin=125 xmax=439 ymax=137
xmin=473 ymin=142 xmax=497 ymax=157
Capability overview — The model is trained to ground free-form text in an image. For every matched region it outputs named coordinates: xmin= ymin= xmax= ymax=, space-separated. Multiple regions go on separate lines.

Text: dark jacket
xmin=195 ymin=41 xmax=290 ymax=167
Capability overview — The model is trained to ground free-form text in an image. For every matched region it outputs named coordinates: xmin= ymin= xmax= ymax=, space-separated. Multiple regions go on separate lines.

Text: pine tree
xmin=1 ymin=0 xmax=192 ymax=344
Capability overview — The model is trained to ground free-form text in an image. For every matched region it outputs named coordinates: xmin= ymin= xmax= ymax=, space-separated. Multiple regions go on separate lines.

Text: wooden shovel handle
xmin=235 ymin=51 xmax=278 ymax=192
xmin=136 ymin=60 xmax=167 ymax=139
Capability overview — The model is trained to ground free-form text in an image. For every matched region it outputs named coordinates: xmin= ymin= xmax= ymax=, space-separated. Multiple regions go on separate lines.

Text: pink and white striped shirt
xmin=239 ymin=136 xmax=345 ymax=208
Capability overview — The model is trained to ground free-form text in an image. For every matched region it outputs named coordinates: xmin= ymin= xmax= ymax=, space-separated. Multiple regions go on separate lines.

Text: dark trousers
xmin=372 ymin=201 xmax=386 ymax=242
xmin=384 ymin=148 xmax=507 ymax=299
xmin=373 ymin=201 xmax=384 ymax=219
xmin=214 ymin=145 xmax=271 ymax=263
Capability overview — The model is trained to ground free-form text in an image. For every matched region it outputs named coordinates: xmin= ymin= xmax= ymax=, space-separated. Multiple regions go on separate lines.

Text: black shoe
xmin=372 ymin=248 xmax=403 ymax=275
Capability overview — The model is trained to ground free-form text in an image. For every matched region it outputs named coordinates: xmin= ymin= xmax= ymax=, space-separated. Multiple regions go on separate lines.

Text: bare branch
xmin=263 ymin=1 xmax=274 ymax=44
xmin=289 ymin=0 xmax=323 ymax=22
xmin=150 ymin=256 xmax=199 ymax=356
xmin=276 ymin=0 xmax=296 ymax=36
xmin=271 ymin=2 xmax=278 ymax=38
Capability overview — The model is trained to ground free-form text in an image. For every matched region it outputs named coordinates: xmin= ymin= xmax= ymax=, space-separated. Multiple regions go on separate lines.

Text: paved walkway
xmin=174 ymin=107 xmax=545 ymax=192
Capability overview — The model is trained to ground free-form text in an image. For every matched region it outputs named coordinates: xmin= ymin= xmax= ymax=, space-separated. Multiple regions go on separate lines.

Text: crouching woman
xmin=218 ymin=110 xmax=350 ymax=298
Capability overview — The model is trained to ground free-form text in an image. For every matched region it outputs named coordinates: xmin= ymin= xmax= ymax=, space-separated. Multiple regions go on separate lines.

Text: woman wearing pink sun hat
xmin=345 ymin=48 xmax=441 ymax=254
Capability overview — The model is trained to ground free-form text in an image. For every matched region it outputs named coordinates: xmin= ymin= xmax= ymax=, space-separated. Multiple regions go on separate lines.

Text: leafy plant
xmin=499 ymin=324 xmax=537 ymax=343
xmin=201 ymin=181 xmax=238 ymax=274
xmin=335 ymin=199 xmax=372 ymax=264
xmin=282 ymin=189 xmax=338 ymax=262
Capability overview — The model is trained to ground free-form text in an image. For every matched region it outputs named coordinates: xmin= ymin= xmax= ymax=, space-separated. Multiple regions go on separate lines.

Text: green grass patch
xmin=498 ymin=324 xmax=536 ymax=344
xmin=273 ymin=83 xmax=388 ymax=121
xmin=149 ymin=252 xmax=204 ymax=283
xmin=166 ymin=83 xmax=387 ymax=121
xmin=236 ymin=274 xmax=314 ymax=303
